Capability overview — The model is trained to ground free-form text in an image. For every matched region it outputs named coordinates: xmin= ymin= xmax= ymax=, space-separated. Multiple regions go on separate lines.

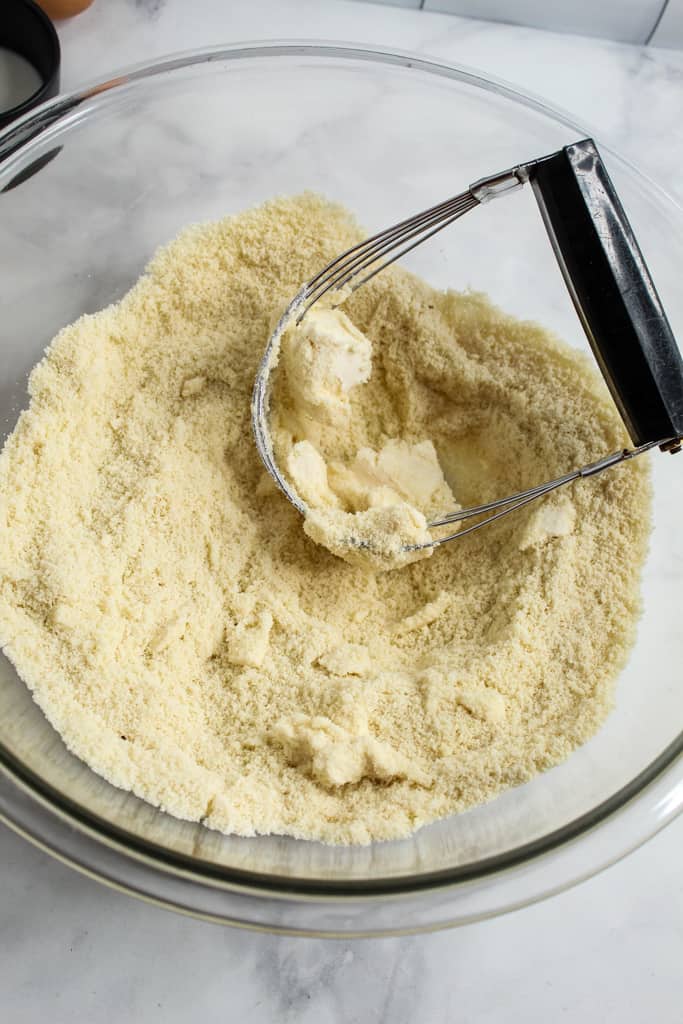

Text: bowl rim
xmin=1 ymin=39 xmax=681 ymax=930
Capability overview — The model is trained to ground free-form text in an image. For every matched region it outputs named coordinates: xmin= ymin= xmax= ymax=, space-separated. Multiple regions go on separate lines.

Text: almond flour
xmin=0 ymin=194 xmax=651 ymax=844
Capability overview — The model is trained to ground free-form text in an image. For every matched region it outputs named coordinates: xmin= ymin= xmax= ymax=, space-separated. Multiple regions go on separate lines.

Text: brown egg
xmin=35 ymin=0 xmax=95 ymax=19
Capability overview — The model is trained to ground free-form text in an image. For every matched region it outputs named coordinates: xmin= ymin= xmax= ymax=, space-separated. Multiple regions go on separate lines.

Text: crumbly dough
xmin=0 ymin=194 xmax=651 ymax=845
xmin=276 ymin=310 xmax=459 ymax=566
xmin=285 ymin=434 xmax=459 ymax=568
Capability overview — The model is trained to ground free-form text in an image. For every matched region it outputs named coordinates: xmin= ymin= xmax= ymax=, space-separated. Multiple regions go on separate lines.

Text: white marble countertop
xmin=2 ymin=1 xmax=682 ymax=1020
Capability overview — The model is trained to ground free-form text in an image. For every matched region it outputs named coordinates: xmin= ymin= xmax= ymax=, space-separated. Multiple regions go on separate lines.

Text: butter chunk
xmin=226 ymin=609 xmax=273 ymax=668
xmin=286 ymin=440 xmax=340 ymax=510
xmin=281 ymin=307 xmax=372 ymax=420
xmin=518 ymin=495 xmax=576 ymax=551
xmin=352 ymin=439 xmax=456 ymax=515
xmin=329 ymin=439 xmax=455 ymax=514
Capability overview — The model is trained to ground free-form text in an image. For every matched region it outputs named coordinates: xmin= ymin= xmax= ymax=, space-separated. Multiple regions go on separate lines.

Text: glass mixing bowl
xmin=0 ymin=43 xmax=681 ymax=937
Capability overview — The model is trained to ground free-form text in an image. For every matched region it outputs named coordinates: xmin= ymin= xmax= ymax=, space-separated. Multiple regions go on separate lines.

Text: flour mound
xmin=0 ymin=194 xmax=651 ymax=844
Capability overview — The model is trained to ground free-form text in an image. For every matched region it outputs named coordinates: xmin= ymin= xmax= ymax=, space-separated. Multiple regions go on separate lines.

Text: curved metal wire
xmin=299 ymin=191 xmax=478 ymax=319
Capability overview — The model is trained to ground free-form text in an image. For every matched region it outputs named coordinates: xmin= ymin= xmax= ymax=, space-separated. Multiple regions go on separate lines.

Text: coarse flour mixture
xmin=0 ymin=195 xmax=651 ymax=844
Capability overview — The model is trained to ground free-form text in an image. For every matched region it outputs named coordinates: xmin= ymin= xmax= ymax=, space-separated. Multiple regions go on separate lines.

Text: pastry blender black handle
xmin=524 ymin=138 xmax=683 ymax=450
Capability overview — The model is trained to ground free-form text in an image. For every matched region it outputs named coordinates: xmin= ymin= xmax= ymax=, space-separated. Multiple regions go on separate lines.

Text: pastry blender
xmin=252 ymin=139 xmax=683 ymax=550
